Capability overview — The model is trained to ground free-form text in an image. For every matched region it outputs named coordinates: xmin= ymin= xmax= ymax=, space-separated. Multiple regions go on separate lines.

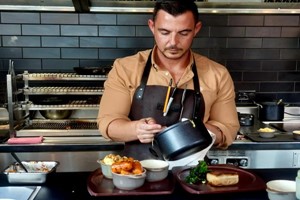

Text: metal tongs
xmin=179 ymin=84 xmax=187 ymax=121
xmin=11 ymin=152 xmax=28 ymax=172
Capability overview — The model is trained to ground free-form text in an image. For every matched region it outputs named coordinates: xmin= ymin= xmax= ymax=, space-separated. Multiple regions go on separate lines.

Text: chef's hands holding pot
xmin=136 ymin=117 xmax=165 ymax=143
xmin=136 ymin=118 xmax=223 ymax=146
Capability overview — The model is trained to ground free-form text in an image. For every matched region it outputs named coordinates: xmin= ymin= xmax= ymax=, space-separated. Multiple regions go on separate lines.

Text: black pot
xmin=258 ymin=101 xmax=284 ymax=121
xmin=152 ymin=119 xmax=212 ymax=161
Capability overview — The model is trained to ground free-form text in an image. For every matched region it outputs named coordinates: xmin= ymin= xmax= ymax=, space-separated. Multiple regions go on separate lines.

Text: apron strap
xmin=133 ymin=50 xmax=152 ymax=100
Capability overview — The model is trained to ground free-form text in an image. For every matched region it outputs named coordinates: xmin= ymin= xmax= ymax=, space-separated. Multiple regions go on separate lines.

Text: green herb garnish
xmin=185 ymin=160 xmax=209 ymax=184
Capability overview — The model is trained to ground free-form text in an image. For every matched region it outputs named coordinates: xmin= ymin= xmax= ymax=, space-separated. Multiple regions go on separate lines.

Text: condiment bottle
xmin=296 ymin=169 xmax=300 ymax=199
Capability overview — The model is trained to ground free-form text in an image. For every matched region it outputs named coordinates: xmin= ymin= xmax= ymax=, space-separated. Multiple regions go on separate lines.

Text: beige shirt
xmin=98 ymin=49 xmax=240 ymax=149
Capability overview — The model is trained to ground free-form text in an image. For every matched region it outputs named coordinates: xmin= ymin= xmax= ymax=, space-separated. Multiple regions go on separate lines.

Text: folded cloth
xmin=7 ymin=136 xmax=43 ymax=144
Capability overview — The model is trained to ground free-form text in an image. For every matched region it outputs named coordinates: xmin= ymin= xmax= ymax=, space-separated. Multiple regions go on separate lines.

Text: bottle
xmin=296 ymin=169 xmax=300 ymax=199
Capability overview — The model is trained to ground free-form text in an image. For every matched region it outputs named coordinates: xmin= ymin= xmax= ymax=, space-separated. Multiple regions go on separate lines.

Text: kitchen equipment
xmin=97 ymin=159 xmax=112 ymax=179
xmin=256 ymin=101 xmax=285 ymax=121
xmin=33 ymin=96 xmax=69 ymax=105
xmin=87 ymin=168 xmax=175 ymax=196
xmin=173 ymin=165 xmax=266 ymax=194
xmin=266 ymin=180 xmax=296 ymax=200
xmin=238 ymin=113 xmax=254 ymax=126
xmin=73 ymin=66 xmax=111 ymax=75
xmin=140 ymin=159 xmax=169 ymax=182
xmin=111 ymin=169 xmax=147 ymax=190
xmin=293 ymin=130 xmax=300 ymax=140
xmin=11 ymin=152 xmax=28 ymax=172
xmin=3 ymin=161 xmax=59 ymax=184
xmin=6 ymin=70 xmax=106 ymax=137
xmin=269 ymin=123 xmax=300 ymax=132
xmin=40 ymin=110 xmax=73 ymax=120
xmin=152 ymin=119 xmax=212 ymax=161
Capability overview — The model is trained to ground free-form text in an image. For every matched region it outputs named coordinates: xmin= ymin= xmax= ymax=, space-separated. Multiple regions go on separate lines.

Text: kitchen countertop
xmin=0 ymin=168 xmax=297 ymax=200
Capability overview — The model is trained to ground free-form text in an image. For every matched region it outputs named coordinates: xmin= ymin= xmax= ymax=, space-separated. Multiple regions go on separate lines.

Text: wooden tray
xmin=172 ymin=165 xmax=266 ymax=194
xmin=87 ymin=168 xmax=175 ymax=196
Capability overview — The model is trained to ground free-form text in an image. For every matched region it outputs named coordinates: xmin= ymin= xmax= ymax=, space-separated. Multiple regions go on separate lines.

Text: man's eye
xmin=180 ymin=31 xmax=189 ymax=36
xmin=160 ymin=31 xmax=169 ymax=35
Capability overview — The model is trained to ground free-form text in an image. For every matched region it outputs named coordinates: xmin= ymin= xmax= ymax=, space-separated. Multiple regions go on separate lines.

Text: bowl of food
xmin=258 ymin=127 xmax=276 ymax=138
xmin=111 ymin=158 xmax=146 ymax=190
xmin=140 ymin=159 xmax=169 ymax=182
xmin=266 ymin=180 xmax=296 ymax=200
xmin=3 ymin=161 xmax=59 ymax=184
xmin=97 ymin=154 xmax=125 ymax=179
xmin=293 ymin=130 xmax=300 ymax=140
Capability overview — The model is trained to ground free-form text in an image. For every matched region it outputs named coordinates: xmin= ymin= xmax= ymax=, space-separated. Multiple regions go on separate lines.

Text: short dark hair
xmin=153 ymin=0 xmax=199 ymax=25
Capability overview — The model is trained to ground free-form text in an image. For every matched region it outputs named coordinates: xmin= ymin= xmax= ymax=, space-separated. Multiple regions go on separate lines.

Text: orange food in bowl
xmin=111 ymin=158 xmax=143 ymax=175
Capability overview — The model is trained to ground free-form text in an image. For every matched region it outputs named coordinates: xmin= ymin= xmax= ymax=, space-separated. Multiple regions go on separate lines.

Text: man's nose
xmin=170 ymin=34 xmax=178 ymax=46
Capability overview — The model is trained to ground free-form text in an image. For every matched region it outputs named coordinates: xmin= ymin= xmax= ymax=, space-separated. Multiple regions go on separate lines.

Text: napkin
xmin=167 ymin=131 xmax=216 ymax=169
xmin=7 ymin=136 xmax=43 ymax=144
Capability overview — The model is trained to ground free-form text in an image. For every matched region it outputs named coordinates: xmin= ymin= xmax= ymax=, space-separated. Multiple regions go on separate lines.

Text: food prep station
xmin=1 ymin=67 xmax=300 ymax=171
xmin=0 ymin=61 xmax=300 ymax=199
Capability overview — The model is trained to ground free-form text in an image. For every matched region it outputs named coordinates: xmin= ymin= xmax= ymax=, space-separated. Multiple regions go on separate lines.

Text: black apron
xmin=123 ymin=51 xmax=206 ymax=160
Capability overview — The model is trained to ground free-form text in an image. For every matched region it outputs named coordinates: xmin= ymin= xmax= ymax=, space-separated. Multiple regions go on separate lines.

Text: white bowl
xmin=266 ymin=180 xmax=296 ymax=200
xmin=140 ymin=159 xmax=169 ymax=182
xmin=97 ymin=159 xmax=112 ymax=179
xmin=112 ymin=169 xmax=146 ymax=190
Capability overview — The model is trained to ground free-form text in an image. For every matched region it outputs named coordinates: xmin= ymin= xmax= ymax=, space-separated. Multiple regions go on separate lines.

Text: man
xmin=98 ymin=0 xmax=240 ymax=159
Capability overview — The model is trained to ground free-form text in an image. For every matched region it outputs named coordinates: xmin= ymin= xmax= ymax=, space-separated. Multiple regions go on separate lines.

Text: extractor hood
xmin=0 ymin=0 xmax=299 ymax=14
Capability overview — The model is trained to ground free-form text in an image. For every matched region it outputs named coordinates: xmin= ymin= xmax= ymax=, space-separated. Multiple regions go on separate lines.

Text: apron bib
xmin=124 ymin=51 xmax=205 ymax=160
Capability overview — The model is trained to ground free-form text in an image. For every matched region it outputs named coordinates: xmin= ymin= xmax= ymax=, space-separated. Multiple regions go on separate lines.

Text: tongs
xmin=11 ymin=152 xmax=28 ymax=172
xmin=179 ymin=84 xmax=187 ymax=121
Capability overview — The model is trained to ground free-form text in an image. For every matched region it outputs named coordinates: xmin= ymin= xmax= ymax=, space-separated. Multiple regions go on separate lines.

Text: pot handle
xmin=253 ymin=100 xmax=263 ymax=108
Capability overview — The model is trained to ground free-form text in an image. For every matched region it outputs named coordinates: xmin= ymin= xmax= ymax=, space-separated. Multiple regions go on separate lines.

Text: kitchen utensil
xmin=97 ymin=159 xmax=112 ymax=179
xmin=152 ymin=119 xmax=212 ymax=161
xmin=11 ymin=152 xmax=28 ymax=172
xmin=3 ymin=161 xmax=59 ymax=184
xmin=40 ymin=110 xmax=73 ymax=119
xmin=140 ymin=159 xmax=169 ymax=182
xmin=33 ymin=96 xmax=69 ymax=105
xmin=73 ymin=66 xmax=111 ymax=75
xmin=173 ymin=165 xmax=266 ymax=194
xmin=238 ymin=113 xmax=254 ymax=126
xmin=257 ymin=101 xmax=285 ymax=121
xmin=179 ymin=85 xmax=187 ymax=121
xmin=87 ymin=168 xmax=175 ymax=196
xmin=266 ymin=180 xmax=296 ymax=200
xmin=111 ymin=169 xmax=147 ymax=190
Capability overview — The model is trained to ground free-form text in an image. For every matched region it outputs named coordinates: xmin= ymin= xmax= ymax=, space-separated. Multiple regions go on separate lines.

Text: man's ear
xmin=148 ymin=19 xmax=155 ymax=34
xmin=194 ymin=21 xmax=202 ymax=36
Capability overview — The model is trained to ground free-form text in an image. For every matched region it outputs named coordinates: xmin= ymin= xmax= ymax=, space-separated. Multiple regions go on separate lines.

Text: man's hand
xmin=136 ymin=117 xmax=164 ymax=143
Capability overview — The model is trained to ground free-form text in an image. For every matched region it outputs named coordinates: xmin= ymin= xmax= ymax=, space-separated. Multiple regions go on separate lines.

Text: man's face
xmin=148 ymin=10 xmax=201 ymax=60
